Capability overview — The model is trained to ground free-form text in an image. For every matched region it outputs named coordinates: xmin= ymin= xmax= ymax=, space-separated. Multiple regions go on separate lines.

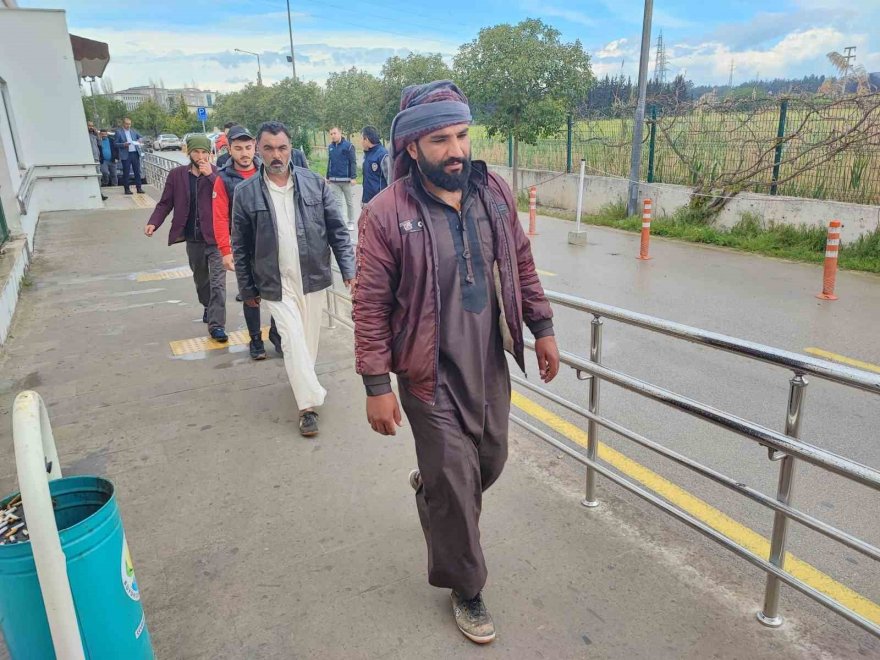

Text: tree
xmin=324 ymin=68 xmax=383 ymax=137
xmin=165 ymin=95 xmax=201 ymax=136
xmin=81 ymin=95 xmax=127 ymax=128
xmin=211 ymin=78 xmax=325 ymax=147
xmin=455 ymin=19 xmax=593 ymax=192
xmin=379 ymin=53 xmax=454 ymax=134
xmin=211 ymin=83 xmax=276 ymax=132
xmin=130 ymin=100 xmax=169 ymax=137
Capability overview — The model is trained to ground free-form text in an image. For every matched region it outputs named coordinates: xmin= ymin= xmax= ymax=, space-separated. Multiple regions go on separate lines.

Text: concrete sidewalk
xmin=0 ymin=191 xmax=872 ymax=658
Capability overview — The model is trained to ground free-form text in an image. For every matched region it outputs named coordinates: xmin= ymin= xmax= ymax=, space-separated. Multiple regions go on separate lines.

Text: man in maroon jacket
xmin=352 ymin=81 xmax=560 ymax=644
xmin=145 ymin=135 xmax=227 ymax=341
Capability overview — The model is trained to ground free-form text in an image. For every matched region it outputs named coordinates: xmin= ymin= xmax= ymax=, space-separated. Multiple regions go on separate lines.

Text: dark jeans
xmin=121 ymin=152 xmax=143 ymax=192
xmin=186 ymin=241 xmax=226 ymax=330
xmin=243 ymin=303 xmax=278 ymax=342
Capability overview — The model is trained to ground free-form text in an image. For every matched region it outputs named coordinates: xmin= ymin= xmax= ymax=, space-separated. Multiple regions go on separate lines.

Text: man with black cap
xmin=146 ymin=134 xmax=227 ymax=341
xmin=213 ymin=125 xmax=282 ymax=360
xmin=352 ymin=80 xmax=559 ymax=644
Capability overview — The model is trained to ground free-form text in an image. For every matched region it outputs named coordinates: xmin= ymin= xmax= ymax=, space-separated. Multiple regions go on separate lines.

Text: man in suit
xmin=115 ymin=117 xmax=144 ymax=195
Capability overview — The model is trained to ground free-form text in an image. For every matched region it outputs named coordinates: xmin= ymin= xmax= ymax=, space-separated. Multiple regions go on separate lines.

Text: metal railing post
xmin=757 ymin=372 xmax=808 ymax=627
xmin=583 ymin=315 xmax=603 ymax=507
xmin=770 ymin=98 xmax=788 ymax=196
xmin=566 ymin=114 xmax=573 ymax=174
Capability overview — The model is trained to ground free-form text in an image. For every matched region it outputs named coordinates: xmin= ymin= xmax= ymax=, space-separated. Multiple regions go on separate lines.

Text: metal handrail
xmin=324 ymin=274 xmax=880 ymax=638
xmin=16 ymin=164 xmax=101 ymax=214
xmin=546 ymin=291 xmax=880 ymax=394
xmin=537 ymin=341 xmax=880 ymax=488
xmin=142 ymin=153 xmax=180 ymax=191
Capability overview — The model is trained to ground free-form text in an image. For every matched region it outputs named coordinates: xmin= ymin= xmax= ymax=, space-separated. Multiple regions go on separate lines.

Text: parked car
xmin=154 ymin=134 xmax=182 ymax=151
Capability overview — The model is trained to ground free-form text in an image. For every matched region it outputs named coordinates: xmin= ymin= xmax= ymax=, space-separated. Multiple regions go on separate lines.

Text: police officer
xmin=360 ymin=125 xmax=390 ymax=205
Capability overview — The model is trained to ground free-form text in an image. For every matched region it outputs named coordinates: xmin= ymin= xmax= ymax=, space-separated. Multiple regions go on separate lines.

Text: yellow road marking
xmin=805 ymin=348 xmax=880 ymax=375
xmin=510 ymin=389 xmax=880 ymax=625
xmin=136 ymin=267 xmax=192 ymax=282
xmin=536 ymin=269 xmax=557 ymax=277
xmin=169 ymin=326 xmax=269 ymax=356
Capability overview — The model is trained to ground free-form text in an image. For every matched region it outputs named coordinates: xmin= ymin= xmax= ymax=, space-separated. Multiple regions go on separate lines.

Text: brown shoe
xmin=451 ymin=591 xmax=495 ymax=644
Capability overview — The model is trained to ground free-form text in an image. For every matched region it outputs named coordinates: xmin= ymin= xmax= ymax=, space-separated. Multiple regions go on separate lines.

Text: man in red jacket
xmin=212 ymin=125 xmax=281 ymax=360
xmin=352 ymin=81 xmax=559 ymax=644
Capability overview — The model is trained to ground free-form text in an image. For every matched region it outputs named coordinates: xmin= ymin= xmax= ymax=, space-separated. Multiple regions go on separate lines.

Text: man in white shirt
xmin=231 ymin=121 xmax=355 ymax=437
xmin=114 ymin=117 xmax=144 ymax=195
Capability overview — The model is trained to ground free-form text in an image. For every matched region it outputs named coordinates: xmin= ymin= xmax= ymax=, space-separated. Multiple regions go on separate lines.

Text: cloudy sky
xmin=21 ymin=0 xmax=880 ymax=93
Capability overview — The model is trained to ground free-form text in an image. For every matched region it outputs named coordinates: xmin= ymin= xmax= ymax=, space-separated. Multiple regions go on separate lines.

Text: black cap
xmin=227 ymin=125 xmax=254 ymax=141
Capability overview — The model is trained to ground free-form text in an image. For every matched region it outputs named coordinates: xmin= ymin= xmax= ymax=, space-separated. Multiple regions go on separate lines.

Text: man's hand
xmin=244 ymin=296 xmax=261 ymax=308
xmin=343 ymin=279 xmax=354 ymax=292
xmin=366 ymin=392 xmax=403 ymax=436
xmin=535 ymin=335 xmax=560 ymax=383
xmin=197 ymin=161 xmax=212 ymax=177
xmin=222 ymin=254 xmax=235 ymax=272
xmin=144 ymin=225 xmax=156 ymax=237
xmin=351 ymin=178 xmax=357 ymax=184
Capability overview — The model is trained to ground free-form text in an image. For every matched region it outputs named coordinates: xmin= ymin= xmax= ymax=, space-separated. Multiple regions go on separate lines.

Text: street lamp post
xmin=626 ymin=0 xmax=654 ymax=217
xmin=235 ymin=48 xmax=263 ymax=86
xmin=286 ymin=0 xmax=297 ymax=80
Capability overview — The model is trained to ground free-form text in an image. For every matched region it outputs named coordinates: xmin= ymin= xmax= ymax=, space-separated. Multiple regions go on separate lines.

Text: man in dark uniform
xmin=352 ymin=81 xmax=559 ymax=644
xmin=360 ymin=125 xmax=390 ymax=205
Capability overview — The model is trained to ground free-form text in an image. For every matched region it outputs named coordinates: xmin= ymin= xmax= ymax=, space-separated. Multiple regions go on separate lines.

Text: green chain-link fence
xmin=469 ymin=96 xmax=880 ymax=205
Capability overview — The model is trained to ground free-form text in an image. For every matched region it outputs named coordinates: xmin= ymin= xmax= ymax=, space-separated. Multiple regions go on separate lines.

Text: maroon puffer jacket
xmin=352 ymin=161 xmax=553 ymax=404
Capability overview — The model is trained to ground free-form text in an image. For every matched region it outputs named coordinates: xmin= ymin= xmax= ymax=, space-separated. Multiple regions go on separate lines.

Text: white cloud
xmin=72 ymin=26 xmax=458 ymax=91
xmin=595 ymin=38 xmax=633 ymax=60
xmin=670 ymin=28 xmax=856 ymax=82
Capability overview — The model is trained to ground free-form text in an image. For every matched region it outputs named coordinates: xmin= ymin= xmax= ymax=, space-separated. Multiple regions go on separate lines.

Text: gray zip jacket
xmin=231 ymin=163 xmax=355 ymax=302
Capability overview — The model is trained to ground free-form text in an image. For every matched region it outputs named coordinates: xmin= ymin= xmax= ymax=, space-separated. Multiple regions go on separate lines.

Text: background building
xmin=107 ymin=86 xmax=216 ymax=114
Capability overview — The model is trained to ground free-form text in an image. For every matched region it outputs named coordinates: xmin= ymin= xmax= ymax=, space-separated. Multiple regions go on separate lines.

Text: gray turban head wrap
xmin=389 ymin=80 xmax=473 ymax=181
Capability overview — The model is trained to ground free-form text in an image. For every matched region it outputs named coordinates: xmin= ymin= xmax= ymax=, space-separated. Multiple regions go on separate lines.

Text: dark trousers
xmin=186 ymin=241 xmax=226 ymax=330
xmin=399 ymin=384 xmax=510 ymax=599
xmin=121 ymin=152 xmax=142 ymax=192
xmin=242 ymin=303 xmax=279 ymax=340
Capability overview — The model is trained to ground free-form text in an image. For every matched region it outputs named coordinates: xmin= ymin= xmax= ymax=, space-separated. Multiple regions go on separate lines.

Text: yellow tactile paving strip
xmin=170 ymin=326 xmax=270 ymax=356
xmin=136 ymin=267 xmax=193 ymax=282
xmin=132 ymin=192 xmax=155 ymax=208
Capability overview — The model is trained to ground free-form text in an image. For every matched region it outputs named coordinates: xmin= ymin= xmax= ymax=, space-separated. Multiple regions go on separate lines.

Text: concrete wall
xmin=0 ymin=237 xmax=28 ymax=345
xmin=0 ymin=8 xmax=102 ymax=247
xmin=490 ymin=166 xmax=880 ymax=239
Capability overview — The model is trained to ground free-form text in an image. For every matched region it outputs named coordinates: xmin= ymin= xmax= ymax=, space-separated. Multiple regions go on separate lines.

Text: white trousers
xmin=265 ymin=290 xmax=326 ymax=411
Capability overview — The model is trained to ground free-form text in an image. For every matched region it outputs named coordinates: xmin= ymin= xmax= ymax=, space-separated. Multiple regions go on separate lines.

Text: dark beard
xmin=416 ymin=147 xmax=471 ymax=192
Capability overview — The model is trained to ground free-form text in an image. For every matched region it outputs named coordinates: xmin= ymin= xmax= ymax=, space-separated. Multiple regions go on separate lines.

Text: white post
xmin=12 ymin=391 xmax=85 ymax=660
xmin=568 ymin=159 xmax=588 ymax=245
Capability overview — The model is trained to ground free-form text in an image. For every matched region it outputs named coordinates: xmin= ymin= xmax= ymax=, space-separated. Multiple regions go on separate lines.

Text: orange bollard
xmin=816 ymin=220 xmax=842 ymax=301
xmin=528 ymin=186 xmax=538 ymax=236
xmin=637 ymin=198 xmax=652 ymax=260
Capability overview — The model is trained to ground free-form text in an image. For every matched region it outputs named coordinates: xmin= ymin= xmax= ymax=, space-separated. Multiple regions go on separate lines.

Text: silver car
xmin=154 ymin=134 xmax=182 ymax=151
